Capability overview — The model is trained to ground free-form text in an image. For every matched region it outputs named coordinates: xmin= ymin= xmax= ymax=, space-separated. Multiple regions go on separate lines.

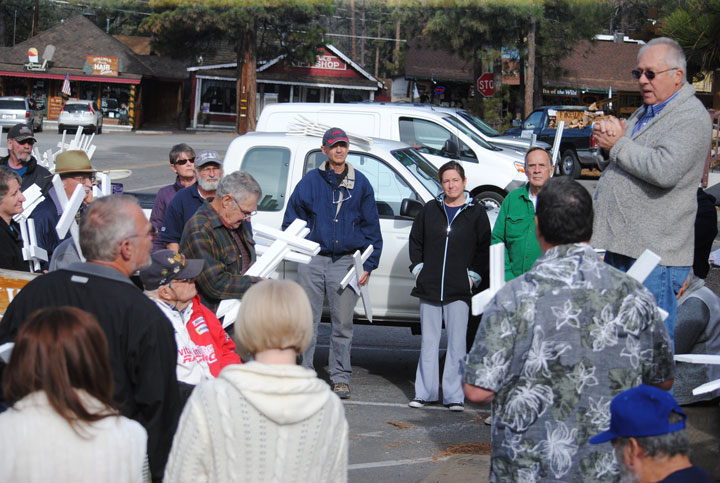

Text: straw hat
xmin=53 ymin=150 xmax=99 ymax=175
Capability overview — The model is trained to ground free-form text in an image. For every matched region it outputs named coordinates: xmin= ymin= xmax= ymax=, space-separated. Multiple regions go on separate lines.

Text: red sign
xmin=477 ymin=73 xmax=494 ymax=97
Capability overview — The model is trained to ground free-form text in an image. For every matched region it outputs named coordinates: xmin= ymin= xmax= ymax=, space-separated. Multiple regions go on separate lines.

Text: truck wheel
xmin=473 ymin=190 xmax=504 ymax=212
xmin=560 ymin=149 xmax=581 ymax=179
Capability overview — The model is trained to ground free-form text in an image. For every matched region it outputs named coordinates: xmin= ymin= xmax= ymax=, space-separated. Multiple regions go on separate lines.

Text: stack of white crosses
xmin=14 ymin=127 xmax=113 ymax=272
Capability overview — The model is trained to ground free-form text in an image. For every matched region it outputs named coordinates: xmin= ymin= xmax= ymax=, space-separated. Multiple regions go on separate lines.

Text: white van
xmin=224 ymin=132 xmax=447 ymax=327
xmin=256 ymin=102 xmax=528 ymax=209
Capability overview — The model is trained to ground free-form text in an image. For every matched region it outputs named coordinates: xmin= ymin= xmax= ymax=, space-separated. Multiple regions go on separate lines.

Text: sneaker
xmin=483 ymin=415 xmax=492 ymax=426
xmin=332 ymin=382 xmax=350 ymax=399
xmin=446 ymin=402 xmax=465 ymax=412
xmin=408 ymin=399 xmax=427 ymax=408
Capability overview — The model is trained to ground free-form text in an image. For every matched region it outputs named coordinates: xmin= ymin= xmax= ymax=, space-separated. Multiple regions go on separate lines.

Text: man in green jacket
xmin=491 ymin=147 xmax=551 ymax=280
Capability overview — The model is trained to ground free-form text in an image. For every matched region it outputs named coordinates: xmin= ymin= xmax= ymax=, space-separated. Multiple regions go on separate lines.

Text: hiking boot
xmin=332 ymin=382 xmax=350 ymax=399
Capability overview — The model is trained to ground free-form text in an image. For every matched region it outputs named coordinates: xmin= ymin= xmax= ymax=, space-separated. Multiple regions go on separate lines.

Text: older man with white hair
xmin=592 ymin=37 xmax=712 ymax=345
xmin=179 ymin=170 xmax=263 ymax=312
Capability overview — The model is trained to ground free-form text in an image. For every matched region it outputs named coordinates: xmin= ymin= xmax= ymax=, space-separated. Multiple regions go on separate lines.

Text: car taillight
xmin=590 ymin=136 xmax=597 ymax=147
xmin=88 ymin=104 xmax=94 ymax=114
xmin=60 ymin=106 xmax=65 ymax=113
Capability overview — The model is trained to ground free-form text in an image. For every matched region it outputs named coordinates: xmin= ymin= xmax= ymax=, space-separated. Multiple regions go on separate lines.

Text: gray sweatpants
xmin=298 ymin=254 xmax=358 ymax=385
xmin=414 ymin=299 xmax=468 ymax=405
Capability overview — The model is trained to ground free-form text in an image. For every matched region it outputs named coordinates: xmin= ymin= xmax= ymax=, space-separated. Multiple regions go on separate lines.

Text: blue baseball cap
xmin=589 ymin=385 xmax=686 ymax=444
xmin=322 ymin=127 xmax=349 ymax=147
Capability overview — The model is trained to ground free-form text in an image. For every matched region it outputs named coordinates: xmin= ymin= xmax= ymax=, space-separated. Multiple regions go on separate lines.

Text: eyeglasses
xmin=127 ymin=225 xmax=157 ymax=240
xmin=332 ymin=187 xmax=352 ymax=204
xmin=70 ymin=174 xmax=96 ymax=184
xmin=174 ymin=157 xmax=195 ymax=166
xmin=171 ymin=278 xmax=195 ymax=285
xmin=230 ymin=196 xmax=257 ymax=219
xmin=16 ymin=139 xmax=36 ymax=146
xmin=631 ymin=67 xmax=678 ymax=80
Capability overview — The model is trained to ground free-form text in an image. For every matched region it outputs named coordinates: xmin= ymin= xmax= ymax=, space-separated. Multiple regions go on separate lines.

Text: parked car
xmin=101 ymin=98 xmax=120 ymax=119
xmin=434 ymin=106 xmax=551 ymax=153
xmin=504 ymin=106 xmax=600 ymax=178
xmin=0 ymin=96 xmax=43 ymax=132
xmin=256 ymin=102 xmax=528 ymax=211
xmin=224 ymin=132 xmax=451 ymax=327
xmin=58 ymin=100 xmax=103 ymax=134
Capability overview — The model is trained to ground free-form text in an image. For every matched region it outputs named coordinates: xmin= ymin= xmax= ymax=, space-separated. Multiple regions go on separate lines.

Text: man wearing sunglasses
xmin=282 ymin=127 xmax=383 ymax=400
xmin=150 ymin=143 xmax=197 ymax=252
xmin=592 ymin=37 xmax=712 ymax=346
xmin=0 ymin=123 xmax=52 ymax=193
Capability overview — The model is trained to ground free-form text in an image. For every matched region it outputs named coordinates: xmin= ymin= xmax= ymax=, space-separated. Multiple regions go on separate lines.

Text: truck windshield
xmin=392 ymin=149 xmax=442 ymax=196
xmin=456 ymin=111 xmax=501 ymax=137
xmin=443 ymin=116 xmax=498 ymax=151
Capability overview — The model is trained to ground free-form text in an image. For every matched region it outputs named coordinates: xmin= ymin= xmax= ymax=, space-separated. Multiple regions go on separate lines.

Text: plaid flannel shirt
xmin=179 ymin=201 xmax=261 ymax=311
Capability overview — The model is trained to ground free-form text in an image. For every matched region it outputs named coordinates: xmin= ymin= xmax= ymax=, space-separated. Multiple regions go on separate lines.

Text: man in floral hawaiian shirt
xmin=463 ymin=177 xmax=674 ymax=482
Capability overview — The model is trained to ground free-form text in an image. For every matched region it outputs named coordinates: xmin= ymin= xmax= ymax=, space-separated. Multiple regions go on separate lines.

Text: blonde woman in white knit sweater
xmin=164 ymin=279 xmax=349 ymax=483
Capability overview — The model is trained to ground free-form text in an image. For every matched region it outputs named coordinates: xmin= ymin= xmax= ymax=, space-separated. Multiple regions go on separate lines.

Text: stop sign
xmin=477 ymin=73 xmax=494 ymax=97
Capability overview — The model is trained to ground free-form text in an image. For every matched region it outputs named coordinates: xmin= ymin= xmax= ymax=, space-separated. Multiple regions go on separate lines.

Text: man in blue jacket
xmin=283 ymin=127 xmax=382 ymax=399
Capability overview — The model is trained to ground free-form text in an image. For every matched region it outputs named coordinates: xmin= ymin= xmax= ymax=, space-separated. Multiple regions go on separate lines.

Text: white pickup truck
xmin=224 ymin=132 xmax=447 ymax=327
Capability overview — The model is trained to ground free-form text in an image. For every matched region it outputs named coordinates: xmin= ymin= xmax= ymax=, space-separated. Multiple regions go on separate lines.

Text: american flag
xmin=61 ymin=72 xmax=71 ymax=97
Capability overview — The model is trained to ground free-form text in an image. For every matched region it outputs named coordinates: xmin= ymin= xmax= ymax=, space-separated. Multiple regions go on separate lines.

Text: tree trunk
xmin=393 ymin=20 xmax=400 ymax=73
xmin=350 ymin=0 xmax=356 ymax=62
xmin=524 ymin=17 xmax=536 ymax=118
xmin=236 ymin=20 xmax=257 ymax=135
xmin=31 ymin=0 xmax=39 ymax=37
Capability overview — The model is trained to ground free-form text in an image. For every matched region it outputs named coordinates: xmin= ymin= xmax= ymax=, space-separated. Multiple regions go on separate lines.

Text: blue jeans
xmin=604 ymin=251 xmax=689 ymax=345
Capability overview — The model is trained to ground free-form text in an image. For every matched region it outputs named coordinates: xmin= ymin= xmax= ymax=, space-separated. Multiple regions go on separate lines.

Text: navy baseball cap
xmin=589 ymin=385 xmax=686 ymax=444
xmin=322 ymin=127 xmax=349 ymax=147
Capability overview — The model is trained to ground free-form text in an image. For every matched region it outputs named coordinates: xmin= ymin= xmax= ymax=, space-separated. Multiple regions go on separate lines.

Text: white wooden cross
xmin=339 ymin=245 xmax=374 ymax=323
xmin=471 ymin=246 xmax=668 ymax=320
xmin=18 ymin=218 xmax=47 ymax=273
xmin=550 ymin=120 xmax=565 ymax=170
xmin=52 ymin=174 xmax=85 ymax=262
xmin=471 ymin=243 xmax=505 ymax=316
xmin=14 ymin=184 xmax=44 ymax=223
xmin=57 ymin=127 xmax=97 ymax=160
xmin=215 ymin=219 xmax=321 ymax=328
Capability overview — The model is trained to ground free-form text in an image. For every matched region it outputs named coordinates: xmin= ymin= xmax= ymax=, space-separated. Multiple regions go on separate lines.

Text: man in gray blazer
xmin=592 ymin=37 xmax=712 ymax=345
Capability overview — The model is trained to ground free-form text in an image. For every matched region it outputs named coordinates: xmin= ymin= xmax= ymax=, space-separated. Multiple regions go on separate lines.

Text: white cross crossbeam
xmin=19 ymin=218 xmax=47 ymax=272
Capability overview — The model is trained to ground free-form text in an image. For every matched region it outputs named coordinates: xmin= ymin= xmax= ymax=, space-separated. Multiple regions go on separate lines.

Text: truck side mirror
xmin=442 ymin=139 xmax=460 ymax=159
xmin=400 ymin=198 xmax=424 ymax=219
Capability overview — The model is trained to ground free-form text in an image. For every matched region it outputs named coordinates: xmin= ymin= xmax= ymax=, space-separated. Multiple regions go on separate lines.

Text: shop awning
xmin=0 ymin=70 xmax=141 ymax=85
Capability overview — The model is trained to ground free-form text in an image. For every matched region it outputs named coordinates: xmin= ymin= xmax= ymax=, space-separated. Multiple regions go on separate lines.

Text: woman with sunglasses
xmin=0 ymin=306 xmax=147 ymax=482
xmin=408 ymin=161 xmax=490 ymax=412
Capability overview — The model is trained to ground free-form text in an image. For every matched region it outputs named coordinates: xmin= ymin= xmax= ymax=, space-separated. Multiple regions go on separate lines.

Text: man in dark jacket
xmin=282 ymin=127 xmax=383 ymax=400
xmin=0 ymin=123 xmax=51 ymax=193
xmin=0 ymin=195 xmax=181 ymax=482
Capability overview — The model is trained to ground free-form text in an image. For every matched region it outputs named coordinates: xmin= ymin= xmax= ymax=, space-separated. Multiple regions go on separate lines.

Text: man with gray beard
xmin=160 ymin=149 xmax=223 ymax=251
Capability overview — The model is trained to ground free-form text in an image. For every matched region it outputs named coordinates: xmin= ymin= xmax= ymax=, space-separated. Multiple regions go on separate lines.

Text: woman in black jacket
xmin=408 ymin=161 xmax=490 ymax=411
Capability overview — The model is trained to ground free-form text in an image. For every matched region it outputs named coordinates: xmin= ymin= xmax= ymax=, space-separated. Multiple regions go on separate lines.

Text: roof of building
xmin=114 ymin=35 xmax=152 ymax=56
xmin=0 ymin=15 xmax=186 ymax=80
xmin=545 ymin=39 xmax=642 ymax=92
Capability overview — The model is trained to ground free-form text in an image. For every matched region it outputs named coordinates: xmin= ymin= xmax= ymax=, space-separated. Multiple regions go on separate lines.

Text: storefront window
xmin=334 ymin=88 xmax=367 ymax=103
xmin=200 ymin=79 xmax=236 ymax=114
